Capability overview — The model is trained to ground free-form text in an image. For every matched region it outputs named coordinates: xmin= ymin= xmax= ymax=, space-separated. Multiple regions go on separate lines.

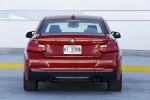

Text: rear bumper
xmin=24 ymin=51 xmax=122 ymax=81
xmin=30 ymin=69 xmax=116 ymax=81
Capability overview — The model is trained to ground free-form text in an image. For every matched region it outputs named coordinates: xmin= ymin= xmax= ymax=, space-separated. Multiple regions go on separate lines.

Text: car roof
xmin=44 ymin=15 xmax=103 ymax=20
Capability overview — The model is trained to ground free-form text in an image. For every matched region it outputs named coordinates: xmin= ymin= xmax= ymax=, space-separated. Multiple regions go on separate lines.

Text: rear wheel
xmin=24 ymin=74 xmax=38 ymax=91
xmin=108 ymin=74 xmax=122 ymax=91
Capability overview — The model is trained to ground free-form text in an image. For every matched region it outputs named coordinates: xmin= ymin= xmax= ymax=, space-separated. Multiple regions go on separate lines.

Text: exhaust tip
xmin=45 ymin=77 xmax=51 ymax=82
xmin=94 ymin=77 xmax=100 ymax=82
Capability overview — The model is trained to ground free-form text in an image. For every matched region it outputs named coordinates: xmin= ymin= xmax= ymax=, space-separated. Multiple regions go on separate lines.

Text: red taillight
xmin=27 ymin=40 xmax=46 ymax=52
xmin=99 ymin=41 xmax=118 ymax=52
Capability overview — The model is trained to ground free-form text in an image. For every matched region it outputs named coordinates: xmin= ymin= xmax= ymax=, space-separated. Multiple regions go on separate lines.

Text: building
xmin=0 ymin=0 xmax=150 ymax=50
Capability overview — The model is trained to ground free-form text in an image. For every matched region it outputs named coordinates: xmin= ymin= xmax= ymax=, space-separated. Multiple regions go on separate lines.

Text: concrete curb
xmin=0 ymin=48 xmax=150 ymax=56
xmin=0 ymin=48 xmax=24 ymax=55
xmin=122 ymin=49 xmax=150 ymax=57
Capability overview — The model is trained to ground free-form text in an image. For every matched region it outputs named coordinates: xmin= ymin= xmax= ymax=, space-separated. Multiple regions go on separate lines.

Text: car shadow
xmin=38 ymin=81 xmax=109 ymax=92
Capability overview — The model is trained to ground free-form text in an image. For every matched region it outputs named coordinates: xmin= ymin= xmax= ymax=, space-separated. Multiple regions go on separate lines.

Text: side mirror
xmin=111 ymin=31 xmax=121 ymax=39
xmin=26 ymin=31 xmax=35 ymax=38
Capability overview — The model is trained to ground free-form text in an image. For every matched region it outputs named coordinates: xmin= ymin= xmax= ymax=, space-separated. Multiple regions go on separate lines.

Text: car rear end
xmin=24 ymin=15 xmax=122 ymax=91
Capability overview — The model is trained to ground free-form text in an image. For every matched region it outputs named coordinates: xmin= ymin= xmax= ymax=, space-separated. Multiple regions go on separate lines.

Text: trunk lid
xmin=37 ymin=34 xmax=108 ymax=58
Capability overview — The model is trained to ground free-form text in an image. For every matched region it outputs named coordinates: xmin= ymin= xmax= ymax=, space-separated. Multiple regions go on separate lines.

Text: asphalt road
xmin=0 ymin=70 xmax=150 ymax=100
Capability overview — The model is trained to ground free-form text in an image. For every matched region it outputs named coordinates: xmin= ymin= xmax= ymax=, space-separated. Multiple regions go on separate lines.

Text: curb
xmin=122 ymin=66 xmax=150 ymax=72
xmin=0 ymin=63 xmax=150 ymax=72
xmin=0 ymin=63 xmax=23 ymax=69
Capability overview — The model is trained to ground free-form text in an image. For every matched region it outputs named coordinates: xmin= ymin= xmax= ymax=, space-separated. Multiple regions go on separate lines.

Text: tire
xmin=108 ymin=74 xmax=122 ymax=91
xmin=24 ymin=74 xmax=38 ymax=91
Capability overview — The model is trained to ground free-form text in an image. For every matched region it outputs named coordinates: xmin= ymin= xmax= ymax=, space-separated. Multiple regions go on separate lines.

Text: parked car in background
xmin=24 ymin=15 xmax=122 ymax=91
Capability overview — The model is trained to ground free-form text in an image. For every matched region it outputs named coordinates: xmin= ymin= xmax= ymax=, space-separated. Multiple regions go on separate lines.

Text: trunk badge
xmin=70 ymin=39 xmax=75 ymax=44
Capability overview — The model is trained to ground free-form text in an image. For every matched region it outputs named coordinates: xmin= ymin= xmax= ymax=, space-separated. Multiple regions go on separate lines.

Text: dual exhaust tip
xmin=45 ymin=76 xmax=100 ymax=82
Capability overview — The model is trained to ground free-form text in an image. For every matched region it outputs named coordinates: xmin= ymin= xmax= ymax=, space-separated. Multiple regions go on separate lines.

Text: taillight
xmin=27 ymin=40 xmax=46 ymax=52
xmin=99 ymin=41 xmax=118 ymax=52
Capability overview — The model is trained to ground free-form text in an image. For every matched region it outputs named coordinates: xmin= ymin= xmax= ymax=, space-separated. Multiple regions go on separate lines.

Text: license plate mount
xmin=64 ymin=45 xmax=82 ymax=54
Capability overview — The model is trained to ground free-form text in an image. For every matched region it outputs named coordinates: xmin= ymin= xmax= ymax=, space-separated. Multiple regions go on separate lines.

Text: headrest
xmin=49 ymin=25 xmax=61 ymax=33
xmin=84 ymin=25 xmax=98 ymax=33
xmin=87 ymin=25 xmax=97 ymax=30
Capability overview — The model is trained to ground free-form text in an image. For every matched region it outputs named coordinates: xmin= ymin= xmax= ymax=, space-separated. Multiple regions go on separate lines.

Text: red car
xmin=24 ymin=15 xmax=122 ymax=91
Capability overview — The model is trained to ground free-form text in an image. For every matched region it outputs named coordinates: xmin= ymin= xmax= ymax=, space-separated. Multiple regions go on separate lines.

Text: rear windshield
xmin=38 ymin=20 xmax=107 ymax=34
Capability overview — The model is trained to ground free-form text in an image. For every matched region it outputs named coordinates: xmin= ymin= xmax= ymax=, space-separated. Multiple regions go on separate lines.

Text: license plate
xmin=64 ymin=45 xmax=82 ymax=54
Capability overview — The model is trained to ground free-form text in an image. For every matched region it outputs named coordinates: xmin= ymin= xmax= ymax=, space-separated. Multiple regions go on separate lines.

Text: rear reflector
xmin=99 ymin=41 xmax=118 ymax=52
xmin=27 ymin=40 xmax=46 ymax=52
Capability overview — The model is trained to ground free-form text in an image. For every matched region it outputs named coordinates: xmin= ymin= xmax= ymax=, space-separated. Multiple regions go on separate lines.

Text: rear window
xmin=38 ymin=20 xmax=107 ymax=34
